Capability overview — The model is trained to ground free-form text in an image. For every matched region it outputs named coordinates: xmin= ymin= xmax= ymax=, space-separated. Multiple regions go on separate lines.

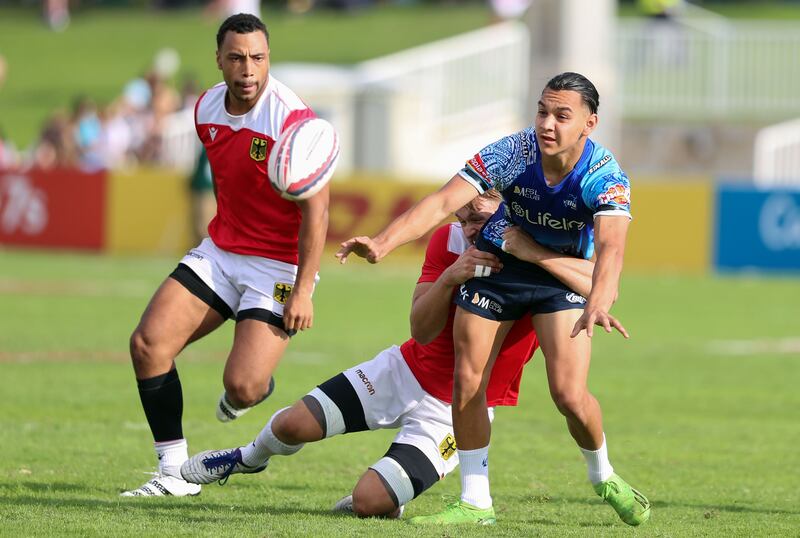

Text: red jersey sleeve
xmin=280 ymin=108 xmax=317 ymax=134
xmin=418 ymin=224 xmax=458 ymax=284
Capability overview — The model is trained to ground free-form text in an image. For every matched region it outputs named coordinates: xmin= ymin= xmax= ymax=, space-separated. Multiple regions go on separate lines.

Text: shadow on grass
xmin=517 ymin=493 xmax=800 ymax=517
xmin=0 ymin=493 xmax=339 ymax=521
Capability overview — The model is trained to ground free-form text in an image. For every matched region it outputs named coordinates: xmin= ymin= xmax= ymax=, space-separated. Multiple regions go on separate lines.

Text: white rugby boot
xmin=181 ymin=447 xmax=268 ymax=485
xmin=120 ymin=472 xmax=201 ymax=497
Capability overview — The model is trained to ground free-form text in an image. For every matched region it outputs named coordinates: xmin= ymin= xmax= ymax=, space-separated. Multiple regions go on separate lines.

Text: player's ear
xmin=583 ymin=113 xmax=598 ymax=137
xmin=216 ymin=50 xmax=222 ymax=71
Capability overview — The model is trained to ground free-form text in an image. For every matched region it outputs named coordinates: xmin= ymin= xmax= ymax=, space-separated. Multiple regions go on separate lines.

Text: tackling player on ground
xmin=121 ymin=14 xmax=329 ymax=497
xmin=179 ymin=191 xmax=595 ymax=518
xmin=337 ymin=72 xmax=650 ymax=526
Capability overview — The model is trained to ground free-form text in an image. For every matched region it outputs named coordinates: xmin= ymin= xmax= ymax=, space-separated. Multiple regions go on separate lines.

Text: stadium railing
xmin=617 ymin=17 xmax=800 ymax=121
xmin=753 ymin=117 xmax=800 ymax=187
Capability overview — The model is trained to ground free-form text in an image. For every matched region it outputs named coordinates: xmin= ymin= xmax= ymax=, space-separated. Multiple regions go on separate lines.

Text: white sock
xmin=458 ymin=445 xmax=492 ymax=509
xmin=580 ymin=434 xmax=614 ymax=485
xmin=241 ymin=409 xmax=304 ymax=467
xmin=155 ymin=439 xmax=188 ymax=478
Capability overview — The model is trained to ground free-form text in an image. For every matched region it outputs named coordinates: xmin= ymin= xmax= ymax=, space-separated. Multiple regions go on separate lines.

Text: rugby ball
xmin=268 ymin=118 xmax=339 ymax=201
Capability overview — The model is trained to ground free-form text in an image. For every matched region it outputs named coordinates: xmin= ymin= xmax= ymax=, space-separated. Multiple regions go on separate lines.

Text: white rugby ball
xmin=268 ymin=118 xmax=339 ymax=201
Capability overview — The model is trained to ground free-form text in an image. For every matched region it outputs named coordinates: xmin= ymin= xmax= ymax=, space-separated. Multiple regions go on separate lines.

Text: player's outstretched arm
xmin=410 ymin=246 xmax=502 ymax=344
xmin=336 ymin=176 xmax=478 ymax=264
xmin=501 ymin=226 xmax=594 ymax=297
xmin=286 ymin=184 xmax=330 ymax=332
xmin=570 ymin=215 xmax=630 ymax=339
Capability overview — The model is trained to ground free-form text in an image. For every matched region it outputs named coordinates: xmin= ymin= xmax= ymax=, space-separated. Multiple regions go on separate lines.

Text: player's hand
xmin=501 ymin=226 xmax=544 ymax=263
xmin=442 ymin=246 xmax=502 ymax=286
xmin=336 ymin=236 xmax=382 ymax=264
xmin=570 ymin=307 xmax=629 ymax=339
xmin=283 ymin=292 xmax=314 ymax=332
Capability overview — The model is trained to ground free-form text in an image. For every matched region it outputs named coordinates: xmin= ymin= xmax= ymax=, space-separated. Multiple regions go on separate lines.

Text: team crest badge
xmin=439 ymin=433 xmax=457 ymax=460
xmin=273 ymin=283 xmax=293 ymax=305
xmin=250 ymin=137 xmax=268 ymax=162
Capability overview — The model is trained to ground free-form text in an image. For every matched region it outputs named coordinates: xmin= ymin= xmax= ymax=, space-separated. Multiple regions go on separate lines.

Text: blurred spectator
xmin=0 ymin=126 xmax=21 ymax=170
xmin=188 ymin=148 xmax=216 ymax=244
xmin=43 ymin=0 xmax=70 ymax=31
xmin=638 ymin=0 xmax=683 ymax=20
xmin=32 ymin=111 xmax=78 ymax=169
xmin=0 ymin=54 xmax=7 ymax=91
xmin=72 ymin=95 xmax=105 ymax=171
xmin=180 ymin=75 xmax=201 ymax=110
xmin=489 ymin=0 xmax=532 ymax=21
xmin=206 ymin=0 xmax=261 ymax=19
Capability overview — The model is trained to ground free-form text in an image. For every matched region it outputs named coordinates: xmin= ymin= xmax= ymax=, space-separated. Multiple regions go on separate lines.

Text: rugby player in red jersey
xmin=122 ymin=14 xmax=329 ymax=497
xmin=179 ymin=191 xmax=594 ymax=517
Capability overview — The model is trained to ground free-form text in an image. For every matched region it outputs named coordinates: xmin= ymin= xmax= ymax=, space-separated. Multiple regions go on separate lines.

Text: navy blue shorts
xmin=454 ymin=236 xmax=588 ymax=322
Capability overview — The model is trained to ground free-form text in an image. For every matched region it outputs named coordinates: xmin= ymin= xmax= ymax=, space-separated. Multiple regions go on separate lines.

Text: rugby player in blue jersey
xmin=337 ymin=72 xmax=650 ymax=527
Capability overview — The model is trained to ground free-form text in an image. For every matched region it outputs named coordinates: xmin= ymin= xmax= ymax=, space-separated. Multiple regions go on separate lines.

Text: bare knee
xmin=271 ymin=404 xmax=322 ymax=445
xmin=352 ymin=475 xmax=399 ymax=518
xmin=130 ymin=327 xmax=172 ymax=376
xmin=551 ymin=386 xmax=588 ymax=418
xmin=224 ymin=376 xmax=270 ymax=409
xmin=453 ymin=365 xmax=489 ymax=407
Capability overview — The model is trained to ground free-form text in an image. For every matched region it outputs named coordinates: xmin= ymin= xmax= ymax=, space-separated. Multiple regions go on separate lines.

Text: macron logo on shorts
xmin=566 ymin=293 xmax=586 ymax=304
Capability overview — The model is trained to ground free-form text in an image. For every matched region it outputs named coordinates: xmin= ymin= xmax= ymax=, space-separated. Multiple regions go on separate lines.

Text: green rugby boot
xmin=593 ymin=473 xmax=651 ymax=526
xmin=408 ymin=501 xmax=496 ymax=526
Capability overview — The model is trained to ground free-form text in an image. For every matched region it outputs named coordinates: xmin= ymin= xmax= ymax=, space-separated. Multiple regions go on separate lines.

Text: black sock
xmin=137 ymin=368 xmax=183 ymax=442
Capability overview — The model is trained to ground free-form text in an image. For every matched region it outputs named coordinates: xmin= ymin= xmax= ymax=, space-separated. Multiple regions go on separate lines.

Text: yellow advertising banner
xmin=625 ymin=179 xmax=712 ymax=272
xmin=102 ymin=171 xmax=712 ymax=272
xmin=106 ymin=169 xmax=192 ymax=256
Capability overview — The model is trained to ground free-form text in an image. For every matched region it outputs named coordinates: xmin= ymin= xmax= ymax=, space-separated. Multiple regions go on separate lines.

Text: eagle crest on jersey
xmin=273 ymin=282 xmax=293 ymax=304
xmin=250 ymin=137 xmax=268 ymax=161
xmin=439 ymin=433 xmax=457 ymax=460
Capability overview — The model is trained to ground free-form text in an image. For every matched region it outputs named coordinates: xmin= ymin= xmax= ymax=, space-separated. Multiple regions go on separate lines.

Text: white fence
xmin=160 ymin=21 xmax=530 ymax=177
xmin=754 ymin=118 xmax=800 ymax=187
xmin=355 ymin=21 xmax=529 ymax=178
xmin=617 ymin=18 xmax=800 ymax=120
xmin=160 ymin=16 xmax=800 ymax=176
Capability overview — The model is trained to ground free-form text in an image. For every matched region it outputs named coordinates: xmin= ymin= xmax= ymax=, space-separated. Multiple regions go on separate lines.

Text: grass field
xmin=1 ymin=248 xmax=799 ymax=536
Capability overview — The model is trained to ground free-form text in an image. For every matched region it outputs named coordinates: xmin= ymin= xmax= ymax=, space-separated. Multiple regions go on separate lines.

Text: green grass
xmin=1 ymin=248 xmax=799 ymax=536
xmin=0 ymin=4 xmax=490 ymax=148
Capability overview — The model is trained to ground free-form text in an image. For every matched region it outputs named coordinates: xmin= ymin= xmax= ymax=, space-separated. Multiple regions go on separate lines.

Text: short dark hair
xmin=216 ymin=13 xmax=269 ymax=50
xmin=544 ymin=72 xmax=599 ymax=114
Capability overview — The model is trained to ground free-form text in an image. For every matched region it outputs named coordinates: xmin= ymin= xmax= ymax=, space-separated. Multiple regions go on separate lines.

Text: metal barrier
xmin=754 ymin=118 xmax=800 ymax=186
xmin=618 ymin=18 xmax=800 ymax=120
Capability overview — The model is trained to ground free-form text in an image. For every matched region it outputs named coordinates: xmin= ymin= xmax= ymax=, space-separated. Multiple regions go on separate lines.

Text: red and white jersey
xmin=195 ymin=76 xmax=316 ymax=265
xmin=400 ymin=223 xmax=539 ymax=407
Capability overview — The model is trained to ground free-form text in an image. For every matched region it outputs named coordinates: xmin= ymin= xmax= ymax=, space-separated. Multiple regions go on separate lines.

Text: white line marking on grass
xmin=707 ymin=338 xmax=800 ymax=355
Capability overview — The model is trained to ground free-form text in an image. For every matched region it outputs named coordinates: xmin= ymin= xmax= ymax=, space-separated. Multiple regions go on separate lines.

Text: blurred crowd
xmin=0 ymin=62 xmax=199 ymax=173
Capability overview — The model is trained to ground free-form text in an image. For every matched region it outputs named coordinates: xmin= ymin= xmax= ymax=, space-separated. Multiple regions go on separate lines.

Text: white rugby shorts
xmin=178 ymin=237 xmax=318 ymax=319
xmin=341 ymin=345 xmax=494 ymax=479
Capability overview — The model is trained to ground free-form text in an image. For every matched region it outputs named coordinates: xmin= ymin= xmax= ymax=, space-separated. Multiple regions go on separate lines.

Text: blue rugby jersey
xmin=458 ymin=127 xmax=631 ymax=260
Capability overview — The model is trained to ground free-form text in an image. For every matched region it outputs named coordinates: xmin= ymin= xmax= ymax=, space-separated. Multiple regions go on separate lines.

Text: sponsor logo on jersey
xmin=511 ymin=202 xmax=586 ymax=231
xmin=355 ymin=369 xmax=375 ymax=396
xmin=209 ymin=127 xmax=218 ymax=141
xmin=467 ymin=154 xmax=490 ymax=182
xmin=597 ymin=183 xmax=630 ymax=207
xmin=439 ymin=434 xmax=457 ymax=460
xmin=187 ymin=251 xmax=204 ymax=260
xmin=459 ymin=284 xmax=469 ymax=301
xmin=513 ymin=186 xmax=540 ymax=200
xmin=249 ymin=137 xmax=268 ymax=162
xmin=471 ymin=292 xmax=503 ymax=314
xmin=564 ymin=194 xmax=578 ymax=210
xmin=566 ymin=292 xmax=586 ymax=304
xmin=587 ymin=154 xmax=612 ymax=175
xmin=273 ymin=282 xmax=293 ymax=304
